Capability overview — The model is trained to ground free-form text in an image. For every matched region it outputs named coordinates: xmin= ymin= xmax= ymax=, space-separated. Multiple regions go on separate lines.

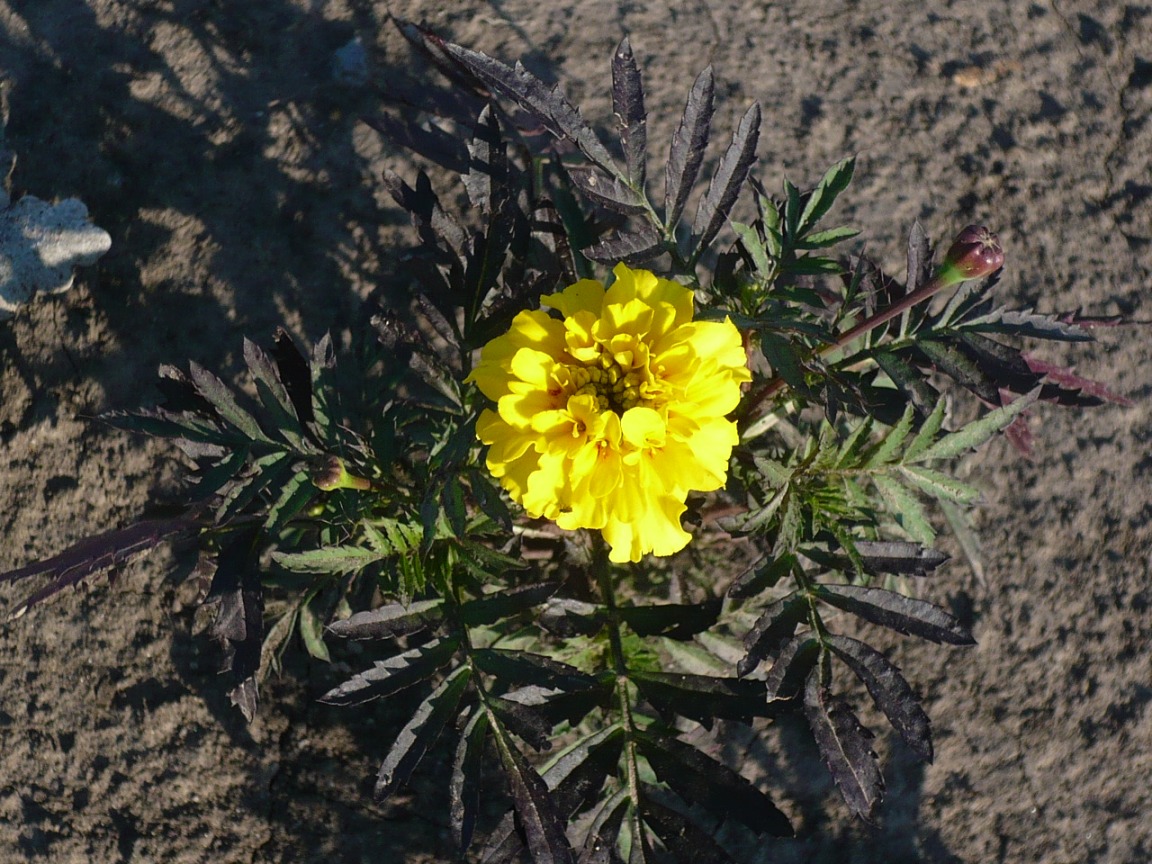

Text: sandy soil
xmin=1 ymin=1 xmax=1149 ymax=861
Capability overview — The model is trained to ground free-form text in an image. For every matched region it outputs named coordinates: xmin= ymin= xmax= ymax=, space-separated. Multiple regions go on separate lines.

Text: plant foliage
xmin=0 ymin=22 xmax=1126 ymax=862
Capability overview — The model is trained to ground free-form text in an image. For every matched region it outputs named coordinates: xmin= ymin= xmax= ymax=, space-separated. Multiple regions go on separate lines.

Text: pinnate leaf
xmin=664 ymin=67 xmax=714 ymax=230
xmin=803 ymin=674 xmax=884 ymax=821
xmin=376 ymin=664 xmax=472 ymax=800
xmin=826 ymin=634 xmax=933 ymax=761
xmin=814 ymin=583 xmax=974 ymax=645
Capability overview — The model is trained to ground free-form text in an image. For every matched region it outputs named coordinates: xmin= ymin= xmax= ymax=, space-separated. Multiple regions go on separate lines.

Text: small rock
xmin=0 ymin=195 xmax=111 ymax=319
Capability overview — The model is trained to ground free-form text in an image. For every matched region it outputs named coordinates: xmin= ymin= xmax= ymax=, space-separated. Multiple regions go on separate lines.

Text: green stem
xmin=590 ymin=534 xmax=645 ymax=827
xmin=741 ymin=271 xmax=953 ymax=429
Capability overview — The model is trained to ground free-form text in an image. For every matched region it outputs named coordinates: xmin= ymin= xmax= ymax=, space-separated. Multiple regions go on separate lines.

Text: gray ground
xmin=1 ymin=1 xmax=1149 ymax=861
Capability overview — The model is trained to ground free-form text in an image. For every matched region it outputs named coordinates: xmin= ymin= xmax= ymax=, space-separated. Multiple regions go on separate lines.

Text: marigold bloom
xmin=467 ymin=263 xmax=750 ymax=563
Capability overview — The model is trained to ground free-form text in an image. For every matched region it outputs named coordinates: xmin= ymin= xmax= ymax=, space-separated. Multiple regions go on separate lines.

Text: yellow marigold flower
xmin=468 ymin=263 xmax=750 ymax=563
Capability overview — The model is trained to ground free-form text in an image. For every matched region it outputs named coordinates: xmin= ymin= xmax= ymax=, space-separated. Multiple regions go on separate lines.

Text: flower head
xmin=468 ymin=263 xmax=750 ymax=563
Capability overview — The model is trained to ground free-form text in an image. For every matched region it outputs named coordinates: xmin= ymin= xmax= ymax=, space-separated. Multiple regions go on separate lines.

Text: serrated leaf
xmin=906 ymin=220 xmax=933 ymax=293
xmin=187 ymin=361 xmax=270 ymax=443
xmin=763 ymin=634 xmax=820 ymax=701
xmin=727 ymin=552 xmax=796 ymax=599
xmin=375 ymin=664 xmax=471 ymax=799
xmin=580 ymin=789 xmax=629 ymax=864
xmin=272 ymin=545 xmax=388 ymax=576
xmin=872 ymin=474 xmax=935 ymax=545
xmin=272 ymin=328 xmax=315 ymax=426
xmin=263 ymin=468 xmax=315 ymax=534
xmin=321 ymin=636 xmax=460 ymax=707
xmin=326 ymin=598 xmax=445 ymax=640
xmin=382 ymin=167 xmax=468 ymax=255
xmin=853 ymin=540 xmax=949 ymax=577
xmin=2 ymin=517 xmax=197 ymax=619
xmin=618 ymin=597 xmax=721 ymax=640
xmin=803 ymin=674 xmax=883 ymax=821
xmin=567 ymin=166 xmax=647 ymax=214
xmin=473 ymin=648 xmax=597 ymax=693
xmin=539 ymin=597 xmax=607 ymax=638
xmin=795 ymin=224 xmax=859 ymax=249
xmin=664 ymin=66 xmax=714 ymax=230
xmin=964 ymin=306 xmax=1095 ymax=342
xmin=917 ymin=339 xmax=999 ymax=403
xmin=584 ymin=224 xmax=664 ymax=265
xmin=637 ymin=733 xmax=792 ymax=837
xmin=738 ymin=591 xmax=807 ymax=677
xmin=898 ymin=464 xmax=981 ymax=504
xmin=542 ymin=725 xmax=625 ymax=816
xmin=451 ymin=708 xmax=490 ymax=853
xmin=815 ymin=583 xmax=974 ymax=645
xmin=826 ymin=634 xmax=932 ymax=760
xmin=638 ymin=790 xmax=736 ymax=864
xmin=611 ymin=37 xmax=648 ymax=188
xmin=489 ymin=708 xmax=576 ymax=864
xmin=691 ymin=102 xmax=761 ymax=257
xmin=863 ymin=403 xmax=916 ymax=468
xmin=299 ymin=594 xmax=331 ymax=662
xmin=460 ymin=582 xmax=560 ymax=627
xmin=797 ymin=157 xmax=855 ymax=237
xmin=631 ymin=670 xmax=777 ymax=727
xmin=910 ymin=389 xmax=1039 ymax=463
xmin=873 ymin=351 xmax=939 ymax=416
xmin=902 ymin=397 xmax=946 ymax=462
xmin=442 ymin=41 xmax=616 ymax=176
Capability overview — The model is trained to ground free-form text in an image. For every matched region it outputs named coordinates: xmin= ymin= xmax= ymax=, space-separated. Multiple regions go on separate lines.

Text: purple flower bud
xmin=935 ymin=225 xmax=1004 ymax=287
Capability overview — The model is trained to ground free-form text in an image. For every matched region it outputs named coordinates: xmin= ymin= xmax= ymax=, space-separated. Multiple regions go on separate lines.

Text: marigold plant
xmin=469 ymin=262 xmax=750 ymax=562
xmin=0 ymin=22 xmax=1127 ymax=864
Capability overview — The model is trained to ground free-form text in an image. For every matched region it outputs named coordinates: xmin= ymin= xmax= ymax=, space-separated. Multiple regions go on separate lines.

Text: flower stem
xmin=741 ymin=225 xmax=1004 ymax=429
xmin=590 ymin=534 xmax=645 ymax=826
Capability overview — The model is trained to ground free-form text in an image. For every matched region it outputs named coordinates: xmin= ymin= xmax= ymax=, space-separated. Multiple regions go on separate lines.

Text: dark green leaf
xmin=568 ymin=166 xmax=647 ymax=214
xmin=272 ymin=545 xmax=388 ymax=576
xmin=909 ymin=389 xmax=1038 ymax=464
xmin=637 ymin=733 xmax=792 ymax=837
xmin=631 ymin=671 xmax=779 ymax=727
xmin=473 ymin=648 xmax=598 ymax=692
xmin=738 ymin=590 xmax=807 ymax=677
xmin=263 ymin=468 xmax=315 ymax=534
xmin=539 ymin=597 xmax=607 ymax=638
xmin=826 ymin=634 xmax=932 ymax=761
xmin=612 ymin=37 xmax=647 ymax=188
xmin=579 ymin=789 xmax=629 ymax=864
xmin=916 ymin=339 xmax=999 ymax=403
xmin=797 ymin=157 xmax=854 ymax=237
xmin=299 ymin=594 xmax=331 ymax=662
xmin=853 ymin=540 xmax=949 ymax=577
xmin=451 ymin=709 xmax=490 ymax=853
xmin=803 ymin=674 xmax=883 ymax=822
xmin=638 ymin=790 xmax=736 ymax=864
xmin=727 ymin=552 xmax=796 ymax=600
xmin=375 ymin=664 xmax=472 ymax=799
xmin=489 ymin=709 xmax=577 ymax=864
xmin=762 ymin=634 xmax=820 ymax=701
xmin=542 ymin=725 xmax=625 ymax=815
xmin=691 ymin=102 xmax=761 ymax=257
xmin=814 ymin=583 xmax=974 ymax=645
xmin=326 ymin=598 xmax=446 ymax=640
xmin=618 ymin=597 xmax=721 ymax=640
xmin=584 ymin=225 xmax=664 ymax=266
xmin=187 ymin=361 xmax=269 ymax=443
xmin=320 ymin=637 xmax=460 ymax=707
xmin=460 ymin=582 xmax=561 ymax=627
xmin=664 ymin=66 xmax=714 ymax=230
xmin=906 ymin=220 xmax=932 ymax=293
xmin=442 ymin=41 xmax=617 ymax=176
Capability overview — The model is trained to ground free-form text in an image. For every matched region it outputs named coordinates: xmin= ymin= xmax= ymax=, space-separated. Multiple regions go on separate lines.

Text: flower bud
xmin=310 ymin=455 xmax=372 ymax=491
xmin=934 ymin=225 xmax=1004 ymax=287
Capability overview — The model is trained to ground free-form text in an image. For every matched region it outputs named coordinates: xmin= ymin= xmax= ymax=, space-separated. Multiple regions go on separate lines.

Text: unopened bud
xmin=934 ymin=225 xmax=1004 ymax=287
xmin=311 ymin=455 xmax=372 ymax=491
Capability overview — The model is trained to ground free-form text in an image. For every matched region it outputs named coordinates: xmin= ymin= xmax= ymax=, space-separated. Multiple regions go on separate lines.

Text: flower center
xmin=568 ymin=357 xmax=649 ymax=416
